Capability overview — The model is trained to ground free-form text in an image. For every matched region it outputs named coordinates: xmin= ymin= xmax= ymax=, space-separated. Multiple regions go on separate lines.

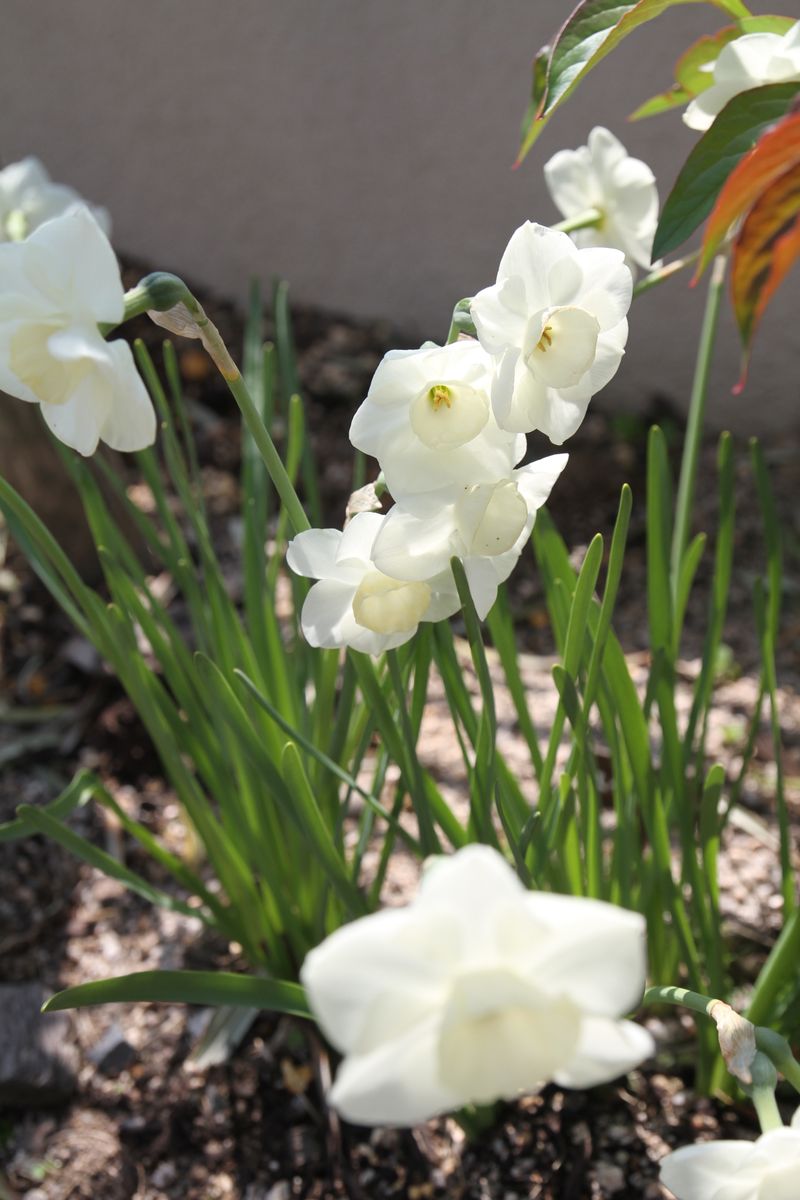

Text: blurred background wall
xmin=1 ymin=0 xmax=797 ymax=433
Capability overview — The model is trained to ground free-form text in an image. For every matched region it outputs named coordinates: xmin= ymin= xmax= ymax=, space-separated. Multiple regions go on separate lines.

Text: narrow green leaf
xmin=42 ymin=970 xmax=311 ymax=1017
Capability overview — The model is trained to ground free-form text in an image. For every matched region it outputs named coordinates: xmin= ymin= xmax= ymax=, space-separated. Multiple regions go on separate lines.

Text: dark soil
xmin=1 ymin=261 xmax=798 ymax=1199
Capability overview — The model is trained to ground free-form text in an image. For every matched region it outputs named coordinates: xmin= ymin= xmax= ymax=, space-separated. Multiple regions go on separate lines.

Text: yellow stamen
xmin=429 ymin=384 xmax=453 ymax=411
xmin=536 ymin=326 xmax=553 ymax=353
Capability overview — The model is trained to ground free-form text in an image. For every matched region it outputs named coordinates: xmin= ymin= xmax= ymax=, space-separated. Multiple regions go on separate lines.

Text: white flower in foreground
xmin=471 ymin=222 xmax=631 ymax=442
xmin=371 ymin=455 xmax=568 ymax=618
xmin=0 ymin=156 xmax=111 ymax=242
xmin=660 ymin=1108 xmax=800 ymax=1199
xmin=0 ymin=208 xmax=155 ymax=455
xmin=684 ymin=22 xmax=800 ymax=131
xmin=544 ymin=127 xmax=658 ymax=271
xmin=286 ymin=511 xmax=459 ymax=655
xmin=349 ymin=340 xmax=524 ymax=501
xmin=301 ymin=844 xmax=653 ymax=1126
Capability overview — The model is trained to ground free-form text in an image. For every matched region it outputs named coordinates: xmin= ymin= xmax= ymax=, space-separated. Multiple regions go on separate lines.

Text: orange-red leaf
xmin=698 ymin=110 xmax=800 ymax=275
xmin=731 ymin=160 xmax=800 ymax=390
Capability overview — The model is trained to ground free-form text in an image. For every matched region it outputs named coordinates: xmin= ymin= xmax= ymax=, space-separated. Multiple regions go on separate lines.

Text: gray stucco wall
xmin=1 ymin=0 xmax=798 ymax=433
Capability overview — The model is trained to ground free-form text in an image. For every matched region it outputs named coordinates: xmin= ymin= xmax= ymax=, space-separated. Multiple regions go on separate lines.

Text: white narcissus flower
xmin=0 ymin=207 xmax=156 ymax=455
xmin=0 ymin=156 xmax=111 ymax=242
xmin=684 ymin=22 xmax=800 ymax=131
xmin=286 ymin=511 xmax=459 ymax=655
xmin=471 ymin=222 xmax=631 ymax=442
xmin=301 ymin=844 xmax=654 ymax=1126
xmin=660 ymin=1108 xmax=800 ymax=1199
xmin=544 ymin=127 xmax=658 ymax=271
xmin=349 ymin=340 xmax=524 ymax=501
xmin=371 ymin=455 xmax=568 ymax=618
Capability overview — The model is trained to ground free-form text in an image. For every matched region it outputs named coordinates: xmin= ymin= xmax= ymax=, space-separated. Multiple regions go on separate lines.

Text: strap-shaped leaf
xmin=42 ymin=970 xmax=311 ymax=1017
xmin=517 ymin=0 xmax=751 ymax=164
xmin=653 ymin=82 xmax=800 ymax=259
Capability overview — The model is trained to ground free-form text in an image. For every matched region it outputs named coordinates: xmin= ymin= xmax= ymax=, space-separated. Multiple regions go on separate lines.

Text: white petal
xmin=39 ymin=372 xmax=106 ymax=456
xmin=0 ymin=157 xmax=51 ymax=203
xmin=513 ymin=454 xmax=569 ymax=512
xmin=417 ymin=844 xmax=526 ymax=918
xmin=336 ymin=511 xmax=385 ymax=565
xmin=554 ymin=1017 xmax=653 ymax=1087
xmin=497 ymin=223 xmax=577 ymax=311
xmin=572 ymin=248 xmax=632 ymax=331
xmin=301 ymin=906 xmax=458 ymax=1054
xmin=471 ymin=276 xmax=527 ymax=355
xmin=286 ymin=528 xmax=347 ymax=581
xmin=462 ymin=555 xmax=503 ymax=618
xmin=523 ymin=892 xmax=648 ymax=1016
xmin=659 ymin=1141 xmax=755 ymax=1200
xmin=544 ymin=146 xmax=595 ymax=218
xmin=97 ymin=340 xmax=157 ymax=452
xmin=299 ymin=578 xmax=360 ymax=647
xmin=371 ymin=505 xmax=459 ymax=581
xmin=329 ymin=1013 xmax=459 ymax=1126
xmin=586 ymin=126 xmax=628 ymax=174
xmin=24 ymin=208 xmax=123 ymax=322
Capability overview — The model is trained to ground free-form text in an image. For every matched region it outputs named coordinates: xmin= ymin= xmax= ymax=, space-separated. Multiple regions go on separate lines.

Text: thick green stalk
xmin=552 ymin=208 xmax=603 ymax=234
xmin=669 ymin=254 xmax=727 ymax=616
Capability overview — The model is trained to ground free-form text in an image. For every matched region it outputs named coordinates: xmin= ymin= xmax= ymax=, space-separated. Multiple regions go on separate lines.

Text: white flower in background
xmin=0 ymin=156 xmax=111 ymax=242
xmin=371 ymin=455 xmax=568 ymax=618
xmin=301 ymin=844 xmax=653 ymax=1126
xmin=471 ymin=222 xmax=631 ymax=442
xmin=0 ymin=207 xmax=155 ymax=455
xmin=286 ymin=511 xmax=459 ymax=655
xmin=683 ymin=22 xmax=800 ymax=131
xmin=660 ymin=1108 xmax=800 ymax=1199
xmin=349 ymin=339 xmax=524 ymax=501
xmin=544 ymin=127 xmax=658 ymax=271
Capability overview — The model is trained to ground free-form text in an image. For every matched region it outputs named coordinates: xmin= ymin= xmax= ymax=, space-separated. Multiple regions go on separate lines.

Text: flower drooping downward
xmin=0 ymin=156 xmax=111 ymax=243
xmin=301 ymin=845 xmax=653 ymax=1125
xmin=0 ymin=207 xmax=155 ymax=454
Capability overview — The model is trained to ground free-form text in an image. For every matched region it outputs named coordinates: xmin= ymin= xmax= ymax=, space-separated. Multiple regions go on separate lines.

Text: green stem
xmin=643 ymin=984 xmax=715 ymax=1019
xmin=122 ymin=274 xmax=310 ymax=536
xmin=552 ymin=207 xmax=603 ymax=234
xmin=669 ymin=254 xmax=727 ymax=618
xmin=745 ymin=1054 xmax=782 ymax=1133
xmin=632 ymin=250 xmax=700 ymax=299
xmin=755 ymin=1027 xmax=800 ymax=1097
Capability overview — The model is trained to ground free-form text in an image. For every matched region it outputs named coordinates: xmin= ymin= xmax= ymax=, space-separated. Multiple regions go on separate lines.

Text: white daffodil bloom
xmin=0 ymin=207 xmax=155 ymax=455
xmin=660 ymin=1108 xmax=800 ymax=1199
xmin=349 ymin=340 xmax=524 ymax=501
xmin=301 ymin=844 xmax=653 ymax=1126
xmin=471 ymin=222 xmax=631 ymax=442
xmin=544 ymin=127 xmax=658 ymax=271
xmin=286 ymin=511 xmax=459 ymax=655
xmin=370 ymin=455 xmax=567 ymax=618
xmin=0 ymin=156 xmax=111 ymax=242
xmin=683 ymin=22 xmax=800 ymax=131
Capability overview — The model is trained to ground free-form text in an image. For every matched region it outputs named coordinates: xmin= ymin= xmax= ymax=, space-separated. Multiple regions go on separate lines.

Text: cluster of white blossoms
xmin=683 ymin=20 xmax=800 ymax=131
xmin=289 ymin=131 xmax=648 ymax=651
xmin=302 ymin=845 xmax=654 ymax=1125
xmin=660 ymin=1108 xmax=800 ymax=1199
xmin=0 ymin=158 xmax=155 ymax=455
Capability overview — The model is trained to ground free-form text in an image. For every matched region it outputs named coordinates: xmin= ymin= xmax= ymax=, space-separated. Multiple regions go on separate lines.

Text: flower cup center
xmin=523 ymin=306 xmax=600 ymax=390
xmin=410 ymin=379 xmax=489 ymax=451
xmin=352 ymin=570 xmax=432 ymax=635
xmin=455 ymin=480 xmax=528 ymax=557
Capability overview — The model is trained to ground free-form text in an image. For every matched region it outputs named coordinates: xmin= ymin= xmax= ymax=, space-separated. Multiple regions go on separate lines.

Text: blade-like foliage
xmin=42 ymin=970 xmax=311 ymax=1017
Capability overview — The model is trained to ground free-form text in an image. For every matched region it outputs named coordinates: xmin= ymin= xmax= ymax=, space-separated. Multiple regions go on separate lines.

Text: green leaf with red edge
xmin=731 ymin=158 xmax=800 ymax=384
xmin=652 ymin=82 xmax=800 ymax=260
xmin=516 ymin=0 xmax=752 ymax=165
xmin=699 ymin=109 xmax=800 ymax=273
xmin=629 ymin=16 xmax=793 ymax=120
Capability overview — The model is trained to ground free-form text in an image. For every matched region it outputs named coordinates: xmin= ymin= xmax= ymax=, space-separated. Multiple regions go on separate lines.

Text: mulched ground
xmin=0 ymin=263 xmax=798 ymax=1199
